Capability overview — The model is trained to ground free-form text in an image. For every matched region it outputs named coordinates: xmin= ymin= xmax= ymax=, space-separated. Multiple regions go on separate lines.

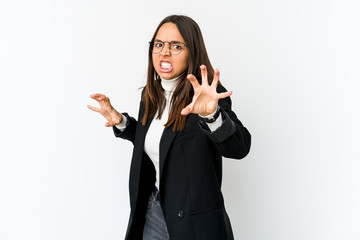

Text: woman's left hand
xmin=181 ymin=65 xmax=232 ymax=116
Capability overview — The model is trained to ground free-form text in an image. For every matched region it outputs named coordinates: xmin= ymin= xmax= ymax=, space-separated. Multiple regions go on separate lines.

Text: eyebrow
xmin=154 ymin=39 xmax=185 ymax=44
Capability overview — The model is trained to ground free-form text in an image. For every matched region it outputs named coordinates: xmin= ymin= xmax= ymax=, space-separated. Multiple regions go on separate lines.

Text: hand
xmin=87 ymin=93 xmax=123 ymax=127
xmin=181 ymin=65 xmax=232 ymax=116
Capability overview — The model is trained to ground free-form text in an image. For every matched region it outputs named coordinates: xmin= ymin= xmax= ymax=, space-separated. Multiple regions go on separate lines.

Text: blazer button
xmin=178 ymin=210 xmax=184 ymax=218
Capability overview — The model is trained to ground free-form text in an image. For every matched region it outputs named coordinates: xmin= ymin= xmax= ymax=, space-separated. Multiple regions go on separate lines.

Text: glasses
xmin=150 ymin=40 xmax=188 ymax=55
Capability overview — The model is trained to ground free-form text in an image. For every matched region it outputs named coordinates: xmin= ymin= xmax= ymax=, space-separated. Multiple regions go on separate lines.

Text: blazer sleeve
xmin=112 ymin=88 xmax=147 ymax=144
xmin=198 ymin=84 xmax=251 ymax=159
xmin=112 ymin=112 xmax=137 ymax=144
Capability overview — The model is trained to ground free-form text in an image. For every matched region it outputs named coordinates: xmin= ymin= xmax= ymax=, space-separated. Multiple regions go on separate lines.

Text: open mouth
xmin=160 ymin=61 xmax=173 ymax=72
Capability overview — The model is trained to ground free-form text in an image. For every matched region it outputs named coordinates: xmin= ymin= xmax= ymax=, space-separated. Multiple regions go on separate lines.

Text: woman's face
xmin=152 ymin=23 xmax=189 ymax=80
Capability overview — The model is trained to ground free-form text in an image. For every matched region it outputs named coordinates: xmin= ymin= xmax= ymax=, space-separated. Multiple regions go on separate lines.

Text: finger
xmin=105 ymin=121 xmax=114 ymax=127
xmin=200 ymin=65 xmax=208 ymax=85
xmin=181 ymin=103 xmax=194 ymax=115
xmin=90 ymin=93 xmax=98 ymax=99
xmin=87 ymin=104 xmax=100 ymax=112
xmin=180 ymin=107 xmax=191 ymax=116
xmin=217 ymin=91 xmax=233 ymax=99
xmin=106 ymin=119 xmax=120 ymax=127
xmin=211 ymin=68 xmax=220 ymax=88
xmin=98 ymin=95 xmax=107 ymax=101
xmin=90 ymin=93 xmax=104 ymax=100
xmin=187 ymin=74 xmax=200 ymax=88
xmin=90 ymin=94 xmax=108 ymax=103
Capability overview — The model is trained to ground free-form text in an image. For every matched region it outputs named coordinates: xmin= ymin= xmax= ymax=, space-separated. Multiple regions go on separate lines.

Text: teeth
xmin=161 ymin=62 xmax=172 ymax=68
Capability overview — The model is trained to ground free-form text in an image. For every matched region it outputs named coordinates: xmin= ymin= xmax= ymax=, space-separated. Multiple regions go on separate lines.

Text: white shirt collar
xmin=160 ymin=75 xmax=182 ymax=94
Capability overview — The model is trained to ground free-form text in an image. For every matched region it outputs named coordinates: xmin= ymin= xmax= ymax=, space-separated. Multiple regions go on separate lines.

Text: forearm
xmin=198 ymin=98 xmax=251 ymax=159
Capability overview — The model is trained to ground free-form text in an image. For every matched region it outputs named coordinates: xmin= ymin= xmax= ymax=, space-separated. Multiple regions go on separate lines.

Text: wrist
xmin=111 ymin=109 xmax=123 ymax=125
xmin=118 ymin=114 xmax=123 ymax=124
xmin=199 ymin=106 xmax=218 ymax=117
xmin=199 ymin=106 xmax=220 ymax=123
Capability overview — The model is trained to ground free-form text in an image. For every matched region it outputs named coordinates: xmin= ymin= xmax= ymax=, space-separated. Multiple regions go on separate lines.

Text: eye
xmin=172 ymin=44 xmax=183 ymax=50
xmin=154 ymin=42 xmax=163 ymax=48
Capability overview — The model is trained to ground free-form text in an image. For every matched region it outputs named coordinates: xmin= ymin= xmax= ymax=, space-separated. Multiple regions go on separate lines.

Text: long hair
xmin=142 ymin=15 xmax=215 ymax=131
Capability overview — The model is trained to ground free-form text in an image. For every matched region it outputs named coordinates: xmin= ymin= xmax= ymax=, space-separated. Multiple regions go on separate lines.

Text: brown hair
xmin=142 ymin=15 xmax=215 ymax=131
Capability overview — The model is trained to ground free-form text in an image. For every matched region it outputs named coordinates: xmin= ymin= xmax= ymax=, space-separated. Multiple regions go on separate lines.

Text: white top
xmin=116 ymin=77 xmax=223 ymax=189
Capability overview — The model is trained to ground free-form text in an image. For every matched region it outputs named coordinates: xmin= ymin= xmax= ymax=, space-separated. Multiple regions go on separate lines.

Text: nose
xmin=160 ymin=42 xmax=171 ymax=56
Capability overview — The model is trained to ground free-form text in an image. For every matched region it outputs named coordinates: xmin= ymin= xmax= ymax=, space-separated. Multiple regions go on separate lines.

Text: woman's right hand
xmin=87 ymin=93 xmax=123 ymax=127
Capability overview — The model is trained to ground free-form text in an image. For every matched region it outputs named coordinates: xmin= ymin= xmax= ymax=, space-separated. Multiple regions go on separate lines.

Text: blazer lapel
xmin=159 ymin=125 xmax=178 ymax=184
xmin=130 ymin=115 xmax=153 ymax=206
xmin=136 ymin=118 xmax=153 ymax=150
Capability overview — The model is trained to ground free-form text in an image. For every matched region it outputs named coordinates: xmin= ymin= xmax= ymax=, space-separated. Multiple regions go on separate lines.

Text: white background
xmin=1 ymin=0 xmax=359 ymax=239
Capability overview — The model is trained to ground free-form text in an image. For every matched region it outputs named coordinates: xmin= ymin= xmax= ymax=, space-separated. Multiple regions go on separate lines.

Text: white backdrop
xmin=1 ymin=0 xmax=359 ymax=239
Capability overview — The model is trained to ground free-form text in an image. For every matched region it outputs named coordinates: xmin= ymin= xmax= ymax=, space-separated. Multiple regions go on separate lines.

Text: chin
xmin=158 ymin=72 xmax=175 ymax=80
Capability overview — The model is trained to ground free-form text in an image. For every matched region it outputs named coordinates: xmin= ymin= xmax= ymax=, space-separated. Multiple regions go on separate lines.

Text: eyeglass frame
xmin=149 ymin=39 xmax=188 ymax=55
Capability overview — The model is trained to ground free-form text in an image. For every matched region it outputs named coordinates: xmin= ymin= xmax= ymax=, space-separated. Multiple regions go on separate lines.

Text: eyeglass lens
xmin=152 ymin=41 xmax=185 ymax=55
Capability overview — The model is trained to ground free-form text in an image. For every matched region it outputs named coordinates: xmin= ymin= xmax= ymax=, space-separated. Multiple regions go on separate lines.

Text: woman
xmin=88 ymin=15 xmax=251 ymax=240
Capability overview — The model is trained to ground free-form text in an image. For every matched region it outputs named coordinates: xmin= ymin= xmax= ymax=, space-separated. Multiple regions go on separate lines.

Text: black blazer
xmin=113 ymin=85 xmax=251 ymax=240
